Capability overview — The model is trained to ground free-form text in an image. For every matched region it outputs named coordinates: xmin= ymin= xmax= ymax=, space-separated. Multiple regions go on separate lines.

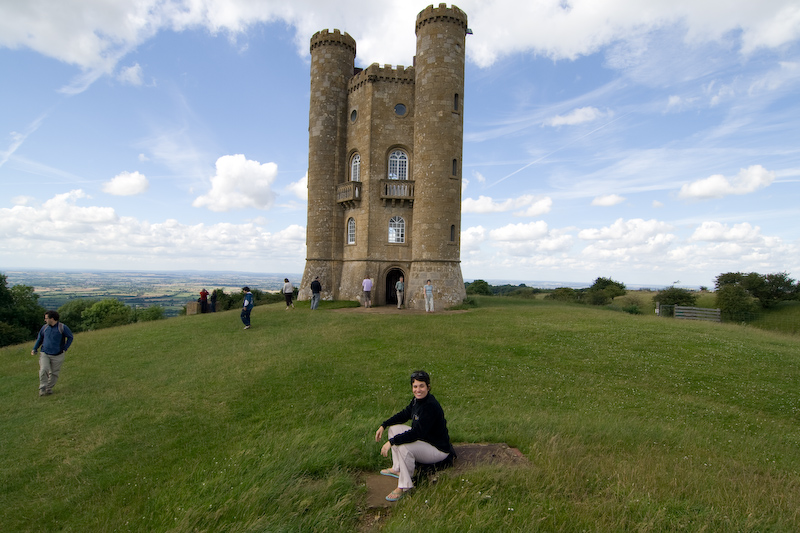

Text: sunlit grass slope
xmin=2 ymin=298 xmax=799 ymax=532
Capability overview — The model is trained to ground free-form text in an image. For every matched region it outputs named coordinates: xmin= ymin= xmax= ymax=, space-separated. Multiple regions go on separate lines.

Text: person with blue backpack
xmin=31 ymin=310 xmax=74 ymax=397
xmin=241 ymin=286 xmax=254 ymax=329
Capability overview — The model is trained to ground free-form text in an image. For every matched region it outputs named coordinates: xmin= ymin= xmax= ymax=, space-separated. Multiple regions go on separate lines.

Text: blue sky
xmin=1 ymin=0 xmax=799 ymax=288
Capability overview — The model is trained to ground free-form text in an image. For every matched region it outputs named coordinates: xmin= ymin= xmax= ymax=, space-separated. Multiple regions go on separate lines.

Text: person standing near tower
xmin=395 ymin=276 xmax=404 ymax=309
xmin=424 ymin=280 xmax=434 ymax=312
xmin=310 ymin=276 xmax=322 ymax=310
xmin=362 ymin=275 xmax=373 ymax=308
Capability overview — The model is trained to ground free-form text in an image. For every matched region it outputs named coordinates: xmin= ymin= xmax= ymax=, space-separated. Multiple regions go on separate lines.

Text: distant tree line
xmin=1 ymin=273 xmax=169 ymax=347
xmin=465 ymin=280 xmax=545 ymax=298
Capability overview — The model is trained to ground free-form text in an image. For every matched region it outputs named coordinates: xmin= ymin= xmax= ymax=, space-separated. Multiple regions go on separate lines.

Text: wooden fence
xmin=674 ymin=306 xmax=721 ymax=322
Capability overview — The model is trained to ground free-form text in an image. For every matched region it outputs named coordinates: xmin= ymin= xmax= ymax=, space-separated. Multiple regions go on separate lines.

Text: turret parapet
xmin=416 ymin=3 xmax=468 ymax=33
xmin=310 ymin=29 xmax=356 ymax=55
xmin=348 ymin=62 xmax=415 ymax=92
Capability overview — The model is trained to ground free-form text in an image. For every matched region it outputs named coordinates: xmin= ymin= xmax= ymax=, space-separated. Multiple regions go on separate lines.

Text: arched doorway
xmin=385 ymin=268 xmax=405 ymax=306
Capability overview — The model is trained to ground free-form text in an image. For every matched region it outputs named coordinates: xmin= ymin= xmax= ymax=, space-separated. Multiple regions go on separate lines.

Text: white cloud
xmin=0 ymin=190 xmax=306 ymax=269
xmin=462 ymin=194 xmax=552 ymax=216
xmin=286 ymin=172 xmax=308 ymax=201
xmin=678 ymin=165 xmax=775 ymax=199
xmin=591 ymin=194 xmax=625 ymax=206
xmin=193 ymin=154 xmax=278 ymax=212
xmin=490 ymin=221 xmax=550 ymax=242
xmin=579 ymin=218 xmax=674 ymax=245
xmin=544 ymin=106 xmax=610 ymax=127
xmin=138 ymin=153 xmax=150 ymax=162
xmin=689 ymin=221 xmax=763 ymax=243
xmin=2 ymin=0 xmax=798 ymax=92
xmin=103 ymin=171 xmax=149 ymax=196
xmin=461 ymin=226 xmax=486 ymax=252
xmin=652 ymin=200 xmax=664 ymax=208
xmin=117 ymin=63 xmax=143 ymax=86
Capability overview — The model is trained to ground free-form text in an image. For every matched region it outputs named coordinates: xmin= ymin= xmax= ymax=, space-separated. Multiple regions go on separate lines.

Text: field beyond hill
xmin=2 ymin=297 xmax=799 ymax=532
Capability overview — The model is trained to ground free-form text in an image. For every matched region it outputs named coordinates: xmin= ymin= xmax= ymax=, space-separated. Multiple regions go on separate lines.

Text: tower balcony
xmin=380 ymin=179 xmax=415 ymax=207
xmin=336 ymin=181 xmax=362 ymax=209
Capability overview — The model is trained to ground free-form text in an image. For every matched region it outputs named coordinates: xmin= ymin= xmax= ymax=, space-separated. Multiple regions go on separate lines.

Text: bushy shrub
xmin=545 ymin=287 xmax=578 ymax=302
xmin=715 ymin=284 xmax=758 ymax=321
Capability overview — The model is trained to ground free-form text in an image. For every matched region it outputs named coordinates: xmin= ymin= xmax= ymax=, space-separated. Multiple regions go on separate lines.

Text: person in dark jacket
xmin=31 ymin=310 xmax=74 ymax=396
xmin=375 ymin=370 xmax=453 ymax=502
xmin=241 ymin=286 xmax=254 ymax=329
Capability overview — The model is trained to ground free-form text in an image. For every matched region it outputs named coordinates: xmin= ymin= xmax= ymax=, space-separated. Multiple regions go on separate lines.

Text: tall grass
xmin=2 ymin=297 xmax=799 ymax=531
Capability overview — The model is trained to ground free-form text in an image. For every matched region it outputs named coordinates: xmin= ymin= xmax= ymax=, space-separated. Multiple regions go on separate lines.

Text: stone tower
xmin=299 ymin=4 xmax=468 ymax=309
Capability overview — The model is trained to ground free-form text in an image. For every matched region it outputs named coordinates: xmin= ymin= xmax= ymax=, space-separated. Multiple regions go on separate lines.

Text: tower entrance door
xmin=385 ymin=268 xmax=405 ymax=306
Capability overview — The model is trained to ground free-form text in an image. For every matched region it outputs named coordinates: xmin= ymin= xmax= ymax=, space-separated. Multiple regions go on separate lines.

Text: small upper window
xmin=389 ymin=216 xmax=405 ymax=244
xmin=350 ymin=110 xmax=357 ymax=122
xmin=454 ymin=93 xmax=459 ymax=111
xmin=452 ymin=159 xmax=458 ymax=176
xmin=350 ymin=153 xmax=361 ymax=182
xmin=388 ymin=150 xmax=408 ymax=180
xmin=394 ymin=103 xmax=407 ymax=116
xmin=450 ymin=225 xmax=456 ymax=242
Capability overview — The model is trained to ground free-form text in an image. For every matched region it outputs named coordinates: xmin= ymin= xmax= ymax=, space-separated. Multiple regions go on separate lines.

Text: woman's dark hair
xmin=242 ymin=286 xmax=250 ymax=292
xmin=410 ymin=370 xmax=430 ymax=387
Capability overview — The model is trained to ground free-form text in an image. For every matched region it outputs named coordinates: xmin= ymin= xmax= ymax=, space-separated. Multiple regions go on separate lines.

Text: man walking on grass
xmin=31 ymin=310 xmax=74 ymax=397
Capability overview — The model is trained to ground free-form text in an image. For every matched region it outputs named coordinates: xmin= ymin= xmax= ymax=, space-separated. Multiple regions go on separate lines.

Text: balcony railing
xmin=336 ymin=181 xmax=361 ymax=208
xmin=380 ymin=179 xmax=414 ymax=207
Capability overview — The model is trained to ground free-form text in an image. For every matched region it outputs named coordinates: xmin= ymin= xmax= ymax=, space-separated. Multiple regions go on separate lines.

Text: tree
xmin=58 ymin=299 xmax=100 ymax=333
xmin=715 ymin=271 xmax=799 ymax=309
xmin=714 ymin=272 xmax=745 ymax=290
xmin=465 ymin=279 xmax=492 ymax=296
xmin=653 ymin=286 xmax=697 ymax=307
xmin=137 ymin=305 xmax=166 ymax=322
xmin=586 ymin=277 xmax=626 ymax=305
xmin=747 ymin=272 xmax=798 ymax=308
xmin=82 ymin=299 xmax=134 ymax=330
xmin=0 ymin=274 xmax=46 ymax=347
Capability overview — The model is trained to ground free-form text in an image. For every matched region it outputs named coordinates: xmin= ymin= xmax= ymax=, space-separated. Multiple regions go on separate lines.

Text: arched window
xmin=452 ymin=158 xmax=458 ymax=176
xmin=450 ymin=225 xmax=456 ymax=242
xmin=347 ymin=218 xmax=356 ymax=244
xmin=388 ymin=216 xmax=405 ymax=243
xmin=454 ymin=93 xmax=460 ymax=111
xmin=350 ymin=153 xmax=361 ymax=182
xmin=388 ymin=150 xmax=408 ymax=180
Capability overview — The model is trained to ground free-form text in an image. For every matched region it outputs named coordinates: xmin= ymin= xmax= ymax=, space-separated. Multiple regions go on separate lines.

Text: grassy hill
xmin=2 ymin=297 xmax=799 ymax=532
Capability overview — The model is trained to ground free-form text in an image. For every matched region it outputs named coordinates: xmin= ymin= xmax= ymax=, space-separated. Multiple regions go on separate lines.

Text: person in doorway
xmin=395 ymin=276 xmax=404 ymax=309
xmin=199 ymin=288 xmax=209 ymax=313
xmin=362 ymin=276 xmax=373 ymax=308
xmin=424 ymin=279 xmax=434 ymax=312
xmin=310 ymin=276 xmax=322 ymax=310
xmin=241 ymin=286 xmax=254 ymax=329
xmin=31 ymin=310 xmax=74 ymax=396
xmin=283 ymin=278 xmax=295 ymax=310
xmin=375 ymin=370 xmax=454 ymax=502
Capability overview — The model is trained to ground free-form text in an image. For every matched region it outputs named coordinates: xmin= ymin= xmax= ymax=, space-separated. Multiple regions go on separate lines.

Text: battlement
xmin=348 ymin=63 xmax=415 ymax=93
xmin=416 ymin=3 xmax=468 ymax=33
xmin=310 ymin=29 xmax=356 ymax=55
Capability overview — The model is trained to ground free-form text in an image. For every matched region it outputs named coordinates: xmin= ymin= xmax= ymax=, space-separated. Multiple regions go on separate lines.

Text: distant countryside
xmin=4 ymin=270 xmax=293 ymax=317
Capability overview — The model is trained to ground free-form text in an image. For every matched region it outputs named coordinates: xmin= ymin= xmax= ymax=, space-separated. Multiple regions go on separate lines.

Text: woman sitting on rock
xmin=375 ymin=370 xmax=454 ymax=502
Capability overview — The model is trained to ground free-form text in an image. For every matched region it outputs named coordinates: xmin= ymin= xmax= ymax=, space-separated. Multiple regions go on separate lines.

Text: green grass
xmin=2 ymin=297 xmax=800 ymax=531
